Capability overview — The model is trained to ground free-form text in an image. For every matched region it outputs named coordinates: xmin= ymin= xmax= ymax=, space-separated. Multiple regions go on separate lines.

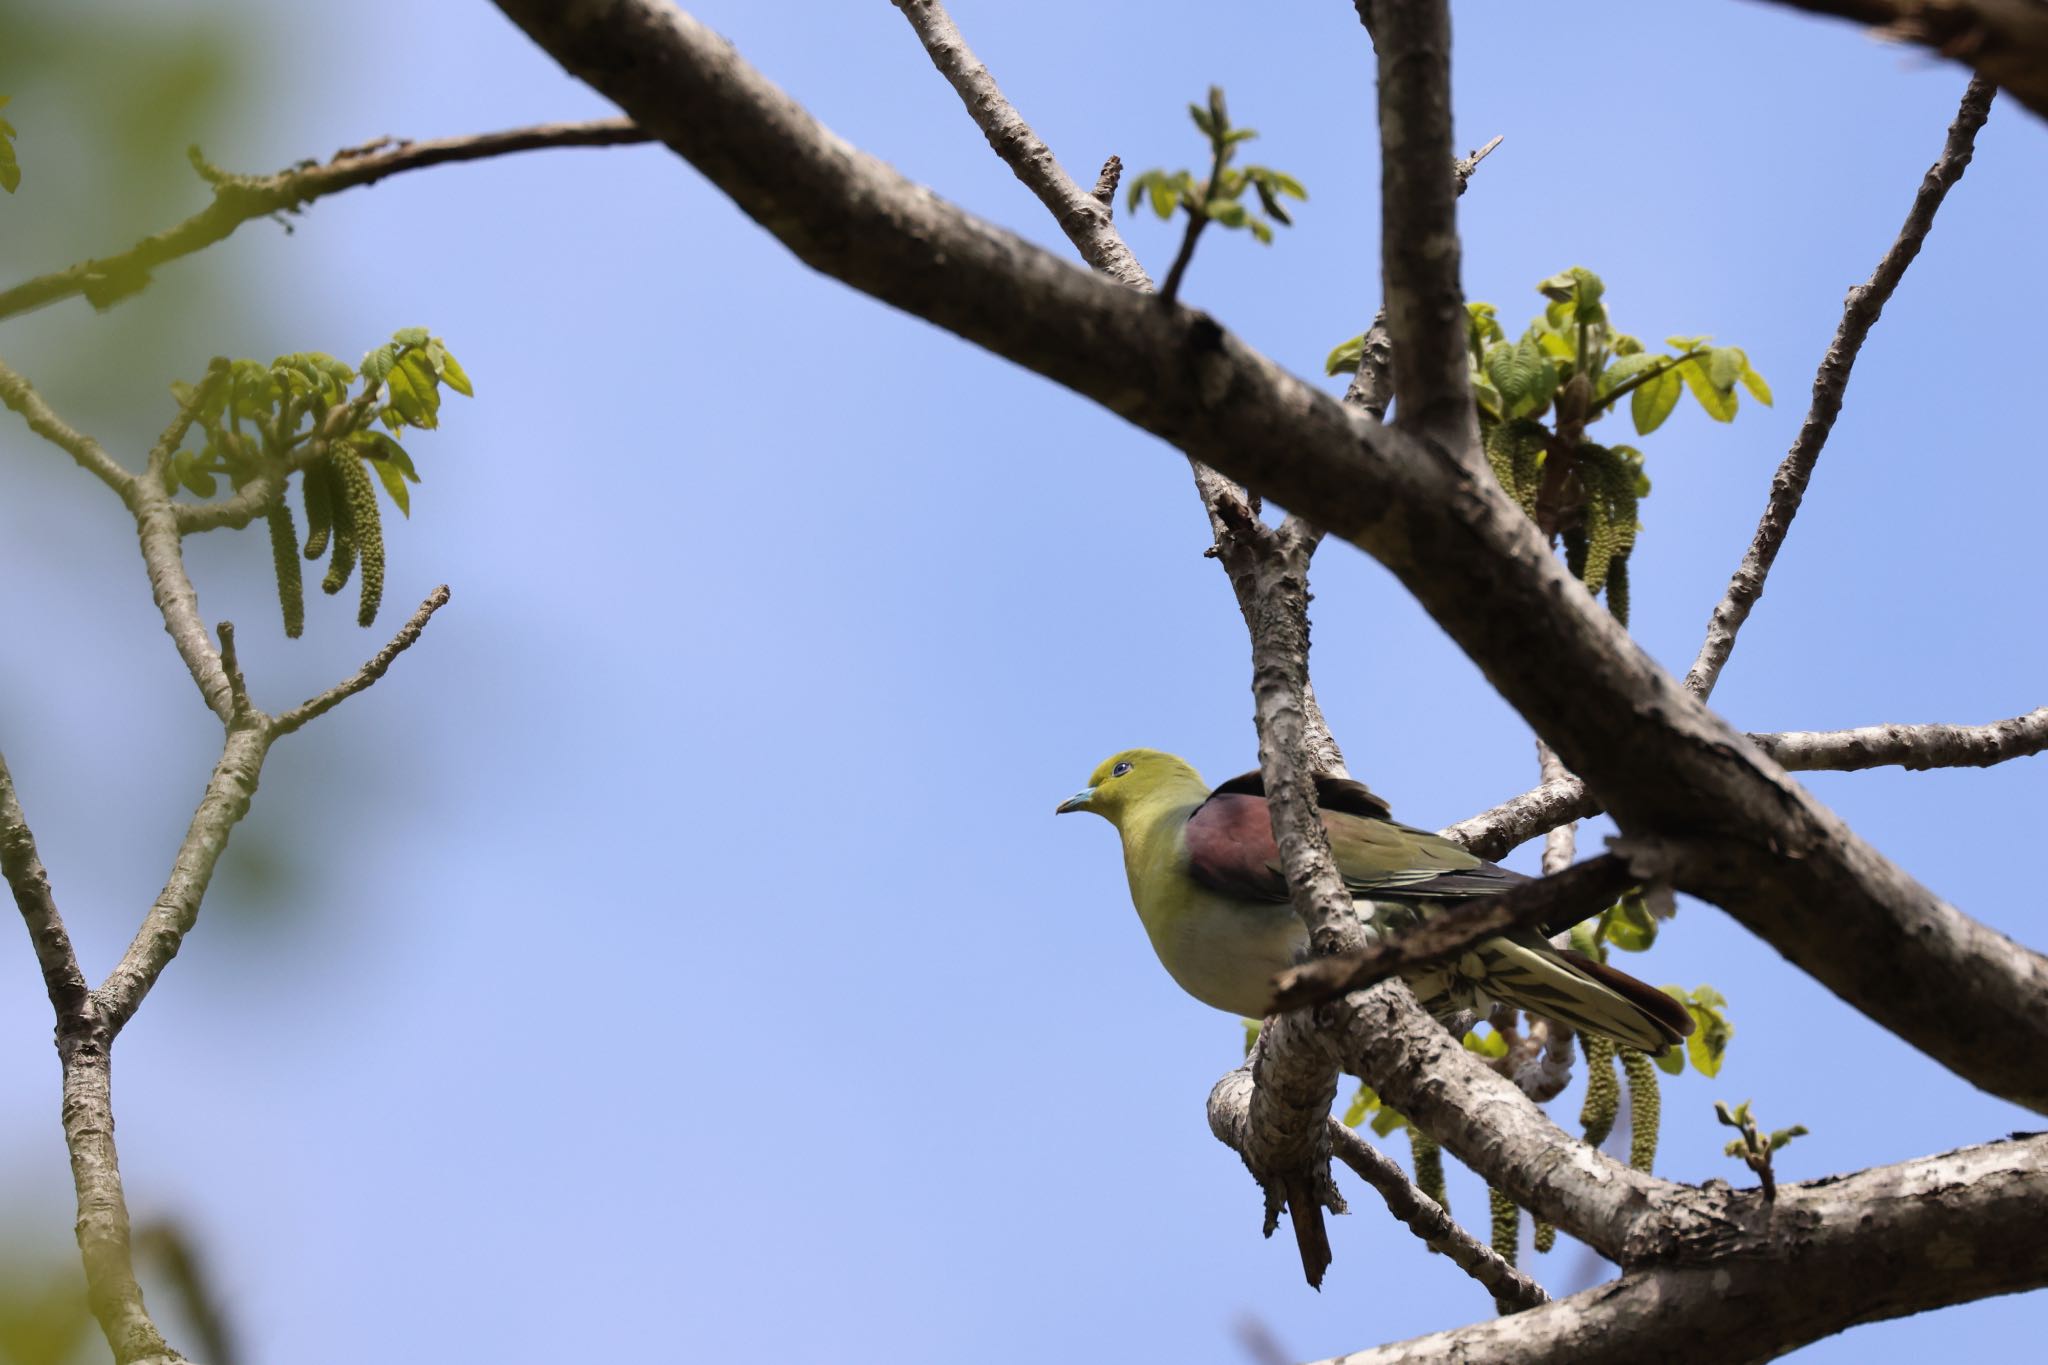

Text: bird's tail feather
xmin=1469 ymin=936 xmax=1690 ymax=1054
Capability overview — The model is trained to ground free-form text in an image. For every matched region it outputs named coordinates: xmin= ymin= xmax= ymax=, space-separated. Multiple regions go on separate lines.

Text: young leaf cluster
xmin=164 ymin=328 xmax=471 ymax=635
xmin=1716 ymin=1098 xmax=1808 ymax=1200
xmin=1126 ymin=87 xmax=1306 ymax=246
xmin=1326 ymin=267 xmax=1771 ymax=624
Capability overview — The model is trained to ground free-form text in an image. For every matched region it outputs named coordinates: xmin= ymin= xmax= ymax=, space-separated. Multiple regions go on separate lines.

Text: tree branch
xmin=1685 ymin=75 xmax=1994 ymax=698
xmin=1 ymin=752 xmax=91 ymax=1028
xmin=1375 ymin=0 xmax=1480 ymax=460
xmin=891 ymin=0 xmax=1148 ymax=288
xmin=269 ymin=584 xmax=451 ymax=738
xmin=1325 ymin=1120 xmax=1549 ymax=1313
xmin=94 ymin=724 xmax=271 ymax=1037
xmin=0 ymin=120 xmax=651 ymax=324
xmin=1304 ymin=1131 xmax=2048 ymax=1365
xmin=0 ymin=356 xmax=136 ymax=497
xmin=1748 ymin=0 xmax=2048 ymax=124
xmin=1447 ymin=705 xmax=2048 ymax=860
xmin=486 ymin=1 xmax=2048 ymax=1109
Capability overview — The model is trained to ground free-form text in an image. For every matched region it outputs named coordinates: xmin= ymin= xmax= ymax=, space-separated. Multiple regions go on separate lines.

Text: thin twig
xmin=270 ymin=585 xmax=452 ymax=737
xmin=1327 ymin=1121 xmax=1550 ymax=1313
xmin=1685 ymin=76 xmax=1995 ymax=698
xmin=0 ymin=120 xmax=651 ymax=324
xmin=1 ymin=751 xmax=91 ymax=1026
xmin=891 ymin=0 xmax=1148 ymax=288
xmin=0 ymin=356 xmax=135 ymax=496
xmin=1447 ymin=705 xmax=2048 ymax=859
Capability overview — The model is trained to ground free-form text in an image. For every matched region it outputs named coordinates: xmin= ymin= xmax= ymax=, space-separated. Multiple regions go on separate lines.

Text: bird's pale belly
xmin=1139 ymin=886 xmax=1309 ymax=1018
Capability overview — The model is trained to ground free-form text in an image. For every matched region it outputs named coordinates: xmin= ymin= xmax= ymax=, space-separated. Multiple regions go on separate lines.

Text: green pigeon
xmin=1057 ymin=748 xmax=1690 ymax=1053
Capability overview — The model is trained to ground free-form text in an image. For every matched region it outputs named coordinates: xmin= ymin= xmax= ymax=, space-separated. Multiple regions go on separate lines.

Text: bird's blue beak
xmin=1055 ymin=787 xmax=1095 ymax=815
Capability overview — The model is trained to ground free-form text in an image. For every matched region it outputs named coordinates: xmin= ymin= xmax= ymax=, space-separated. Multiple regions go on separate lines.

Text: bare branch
xmin=1304 ymin=1132 xmax=2048 ymax=1365
xmin=270 ymin=585 xmax=452 ymax=737
xmin=1749 ymin=0 xmax=2048 ymax=124
xmin=1326 ymin=1121 xmax=1549 ymax=1313
xmin=1 ymin=752 xmax=91 ymax=1026
xmin=1756 ymin=705 xmax=2048 ymax=771
xmin=1375 ymin=0 xmax=1481 ymax=458
xmin=1270 ymin=855 xmax=1637 ymax=1012
xmin=0 ymin=120 xmax=651 ymax=324
xmin=1685 ymin=76 xmax=1994 ymax=697
xmin=891 ymin=0 xmax=1149 ymax=288
xmin=0 ymin=355 xmax=136 ymax=497
xmin=95 ymin=725 xmax=271 ymax=1037
xmin=1449 ymin=706 xmax=2048 ymax=860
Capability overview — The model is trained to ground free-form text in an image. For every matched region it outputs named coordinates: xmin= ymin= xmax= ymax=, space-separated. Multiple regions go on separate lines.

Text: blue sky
xmin=1 ymin=2 xmax=2043 ymax=1361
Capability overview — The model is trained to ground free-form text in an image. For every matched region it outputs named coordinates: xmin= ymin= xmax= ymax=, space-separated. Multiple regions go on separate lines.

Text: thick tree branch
xmin=1375 ymin=0 xmax=1480 ymax=460
xmin=1685 ymin=76 xmax=1993 ymax=697
xmin=0 ymin=120 xmax=651 ymax=324
xmin=1749 ymin=0 xmax=2047 ymax=124
xmin=487 ymin=1 xmax=2048 ymax=1111
xmin=891 ymin=0 xmax=1148 ymax=288
xmin=1307 ymin=1131 xmax=2048 ymax=1365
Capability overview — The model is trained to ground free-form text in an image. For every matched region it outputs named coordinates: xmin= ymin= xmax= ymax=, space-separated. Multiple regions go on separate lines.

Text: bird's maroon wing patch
xmin=1183 ymin=793 xmax=1291 ymax=901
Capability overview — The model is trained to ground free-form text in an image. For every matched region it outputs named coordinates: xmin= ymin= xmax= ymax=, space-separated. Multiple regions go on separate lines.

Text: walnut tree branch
xmin=1446 ymin=704 xmax=2048 ymax=861
xmin=1326 ymin=1120 xmax=1549 ymax=1313
xmin=270 ymin=585 xmax=452 ymax=737
xmin=1301 ymin=1130 xmax=2048 ymax=1365
xmin=1685 ymin=75 xmax=1994 ymax=698
xmin=0 ymin=356 xmax=136 ymax=496
xmin=0 ymin=120 xmax=651 ymax=324
xmin=891 ymin=0 xmax=1147 ymax=289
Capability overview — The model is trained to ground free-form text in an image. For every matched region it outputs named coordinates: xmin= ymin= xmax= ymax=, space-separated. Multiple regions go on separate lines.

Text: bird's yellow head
xmin=1055 ymin=749 xmax=1208 ymax=828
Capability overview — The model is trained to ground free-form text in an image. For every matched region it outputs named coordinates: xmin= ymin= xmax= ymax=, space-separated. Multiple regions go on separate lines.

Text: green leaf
xmin=1462 ymin=1028 xmax=1508 ymax=1059
xmin=1738 ymin=359 xmax=1773 ymax=406
xmin=382 ymin=360 xmax=427 ymax=426
xmin=1707 ymin=346 xmax=1745 ymax=391
xmin=1206 ymin=199 xmax=1248 ymax=228
xmin=1598 ymin=351 xmax=1660 ymax=398
xmin=1222 ymin=127 xmax=1258 ymax=146
xmin=368 ymin=457 xmax=411 ymax=516
xmin=1342 ymin=1082 xmax=1377 ymax=1128
xmin=1665 ymin=334 xmax=1710 ymax=352
xmin=1632 ymin=366 xmax=1682 ymax=435
xmin=1466 ymin=302 xmax=1504 ymax=354
xmin=1369 ymin=1104 xmax=1410 ymax=1137
xmin=1266 ymin=170 xmax=1306 ymax=199
xmin=398 ymin=351 xmax=442 ymax=427
xmin=1601 ymin=896 xmax=1658 ymax=952
xmin=392 ymin=325 xmax=430 ymax=348
xmin=1768 ymin=1125 xmax=1808 ymax=1151
xmin=1652 ymin=1045 xmax=1686 ymax=1075
xmin=1148 ymin=176 xmax=1178 ymax=219
xmin=1247 ymin=218 xmax=1273 ymax=244
xmin=1536 ymin=329 xmax=1576 ymax=364
xmin=1681 ymin=355 xmax=1739 ymax=422
xmin=1188 ymin=102 xmax=1215 ymax=138
xmin=1325 ymin=334 xmax=1366 ymax=377
xmin=360 ymin=343 xmax=398 ymax=387
xmin=436 ymin=347 xmax=474 ymax=397
xmin=1678 ymin=984 xmax=1734 ymax=1077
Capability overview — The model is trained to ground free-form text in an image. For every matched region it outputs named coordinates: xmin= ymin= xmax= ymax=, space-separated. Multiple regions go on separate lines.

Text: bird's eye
xmin=1110 ymin=761 xmax=1133 ymax=778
